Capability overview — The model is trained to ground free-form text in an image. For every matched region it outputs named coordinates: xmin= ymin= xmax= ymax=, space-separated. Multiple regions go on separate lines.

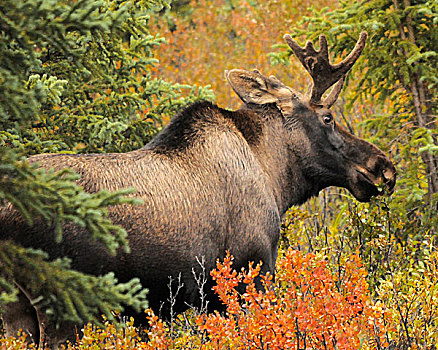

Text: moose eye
xmin=323 ymin=114 xmax=333 ymax=124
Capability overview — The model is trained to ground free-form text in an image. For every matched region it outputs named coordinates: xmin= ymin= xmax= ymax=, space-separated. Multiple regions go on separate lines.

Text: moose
xmin=0 ymin=32 xmax=396 ymax=347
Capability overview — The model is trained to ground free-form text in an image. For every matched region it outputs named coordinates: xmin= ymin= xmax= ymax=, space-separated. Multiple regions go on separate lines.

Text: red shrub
xmin=195 ymin=249 xmax=390 ymax=349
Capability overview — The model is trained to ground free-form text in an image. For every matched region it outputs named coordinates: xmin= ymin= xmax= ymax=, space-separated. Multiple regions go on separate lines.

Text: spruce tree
xmin=0 ymin=0 xmax=213 ymax=328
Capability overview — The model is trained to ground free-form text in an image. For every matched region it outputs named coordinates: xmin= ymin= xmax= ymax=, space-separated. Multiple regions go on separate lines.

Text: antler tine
xmin=332 ymin=32 xmax=368 ymax=73
xmin=284 ymin=32 xmax=368 ymax=106
xmin=324 ymin=75 xmax=345 ymax=108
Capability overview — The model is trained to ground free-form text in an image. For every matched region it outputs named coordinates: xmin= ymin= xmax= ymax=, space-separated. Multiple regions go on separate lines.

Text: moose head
xmin=225 ymin=32 xmax=396 ymax=204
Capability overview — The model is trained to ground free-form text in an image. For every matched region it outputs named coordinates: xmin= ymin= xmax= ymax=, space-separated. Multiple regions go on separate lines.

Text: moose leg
xmin=1 ymin=288 xmax=40 ymax=344
xmin=39 ymin=316 xmax=78 ymax=349
xmin=1 ymin=284 xmax=76 ymax=349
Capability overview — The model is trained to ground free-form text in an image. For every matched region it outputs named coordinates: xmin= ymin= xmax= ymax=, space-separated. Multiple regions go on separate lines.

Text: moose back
xmin=0 ymin=32 xmax=396 ymax=346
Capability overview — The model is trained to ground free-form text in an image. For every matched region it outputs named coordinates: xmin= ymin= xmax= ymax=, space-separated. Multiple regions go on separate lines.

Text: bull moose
xmin=0 ymin=32 xmax=396 ymax=347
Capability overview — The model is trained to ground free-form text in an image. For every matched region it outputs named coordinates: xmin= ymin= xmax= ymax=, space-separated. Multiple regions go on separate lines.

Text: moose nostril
xmin=383 ymin=168 xmax=394 ymax=182
xmin=370 ymin=155 xmax=396 ymax=190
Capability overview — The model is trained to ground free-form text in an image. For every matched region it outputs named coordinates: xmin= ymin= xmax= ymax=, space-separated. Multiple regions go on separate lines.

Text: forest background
xmin=0 ymin=0 xmax=437 ymax=349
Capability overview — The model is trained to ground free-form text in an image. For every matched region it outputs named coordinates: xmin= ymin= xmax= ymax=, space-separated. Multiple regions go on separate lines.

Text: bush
xmin=0 ymin=250 xmax=390 ymax=349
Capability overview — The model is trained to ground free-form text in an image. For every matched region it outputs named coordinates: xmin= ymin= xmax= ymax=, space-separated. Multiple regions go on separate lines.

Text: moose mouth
xmin=352 ymin=165 xmax=396 ymax=202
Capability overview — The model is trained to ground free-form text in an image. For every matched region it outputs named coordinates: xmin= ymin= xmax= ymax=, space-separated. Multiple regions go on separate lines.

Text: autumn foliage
xmin=150 ymin=0 xmax=333 ymax=108
xmin=194 ymin=250 xmax=389 ymax=350
xmin=2 ymin=0 xmax=437 ymax=348
xmin=0 ymin=249 xmax=389 ymax=349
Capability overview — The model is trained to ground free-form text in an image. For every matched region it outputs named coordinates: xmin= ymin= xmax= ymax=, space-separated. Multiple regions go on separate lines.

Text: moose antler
xmin=284 ymin=32 xmax=367 ymax=107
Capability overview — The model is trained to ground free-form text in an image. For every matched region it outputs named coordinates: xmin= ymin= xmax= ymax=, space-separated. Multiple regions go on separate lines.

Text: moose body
xmin=1 ymin=32 xmax=396 ymax=347
xmin=3 ymin=102 xmax=287 ymax=314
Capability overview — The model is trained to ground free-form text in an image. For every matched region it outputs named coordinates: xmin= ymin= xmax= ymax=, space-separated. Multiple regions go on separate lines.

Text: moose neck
xmin=147 ymin=101 xmax=319 ymax=216
xmin=246 ymin=105 xmax=318 ymax=216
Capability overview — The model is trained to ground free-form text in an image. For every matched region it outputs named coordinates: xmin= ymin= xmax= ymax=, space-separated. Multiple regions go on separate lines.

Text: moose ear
xmin=225 ymin=69 xmax=278 ymax=105
xmin=225 ymin=69 xmax=299 ymax=115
